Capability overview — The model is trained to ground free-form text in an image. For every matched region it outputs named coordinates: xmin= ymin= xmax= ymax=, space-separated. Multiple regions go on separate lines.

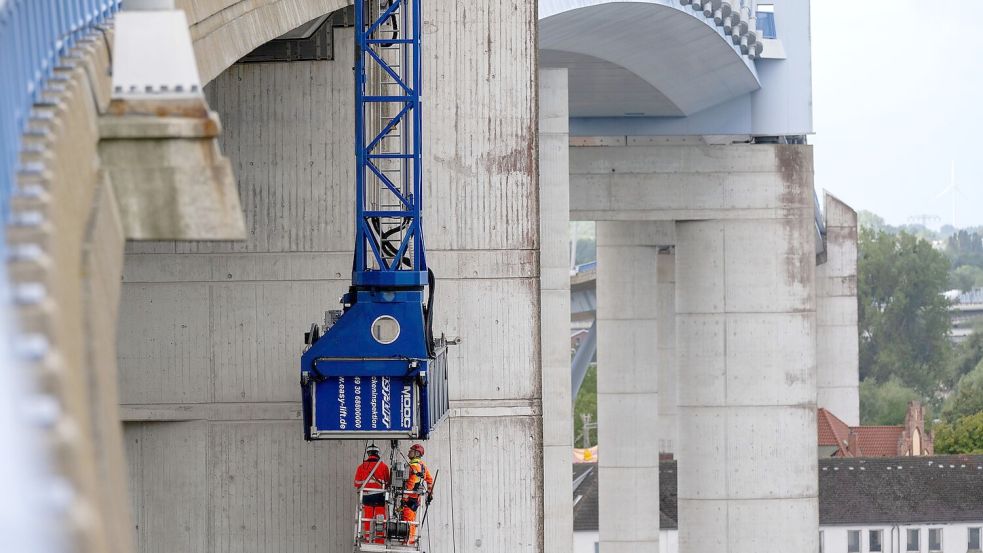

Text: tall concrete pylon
xmin=816 ymin=192 xmax=861 ymax=426
xmin=674 ymin=147 xmax=819 ymax=553
xmin=540 ymin=67 xmax=575 ymax=553
xmin=119 ymin=4 xmax=548 ymax=551
xmin=596 ymin=221 xmax=673 ymax=553
xmin=657 ymin=250 xmax=678 ymax=457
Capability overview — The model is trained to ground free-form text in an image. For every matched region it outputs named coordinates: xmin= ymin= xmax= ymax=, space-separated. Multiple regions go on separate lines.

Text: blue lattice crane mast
xmin=300 ymin=0 xmax=451 ymax=443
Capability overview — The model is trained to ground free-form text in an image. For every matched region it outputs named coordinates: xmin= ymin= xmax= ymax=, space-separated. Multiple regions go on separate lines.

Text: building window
xmin=819 ymin=530 xmax=824 ymax=553
xmin=970 ymin=527 xmax=982 ymax=550
xmin=848 ymin=530 xmax=861 ymax=553
xmin=870 ymin=530 xmax=883 ymax=552
xmin=929 ymin=528 xmax=942 ymax=551
xmin=756 ymin=4 xmax=777 ymax=39
xmin=908 ymin=529 xmax=921 ymax=551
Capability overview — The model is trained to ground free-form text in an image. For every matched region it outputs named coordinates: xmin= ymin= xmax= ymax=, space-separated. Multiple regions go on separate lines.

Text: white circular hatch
xmin=371 ymin=316 xmax=400 ymax=345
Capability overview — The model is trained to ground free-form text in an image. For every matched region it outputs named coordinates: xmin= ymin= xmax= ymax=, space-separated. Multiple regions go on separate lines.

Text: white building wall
xmin=575 ymin=531 xmax=599 ymax=553
xmin=575 ymin=530 xmax=678 ymax=553
xmin=821 ymin=523 xmax=983 ymax=553
xmin=583 ymin=525 xmax=983 ymax=553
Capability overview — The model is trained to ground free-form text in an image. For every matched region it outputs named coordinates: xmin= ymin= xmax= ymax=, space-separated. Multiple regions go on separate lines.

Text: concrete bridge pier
xmin=816 ymin=193 xmax=860 ymax=425
xmin=657 ymin=249 xmax=678 ymax=458
xmin=596 ymin=221 xmax=672 ymax=553
xmin=539 ymin=67 xmax=575 ymax=553
xmin=572 ymin=142 xmax=821 ymax=553
xmin=674 ymin=149 xmax=819 ymax=553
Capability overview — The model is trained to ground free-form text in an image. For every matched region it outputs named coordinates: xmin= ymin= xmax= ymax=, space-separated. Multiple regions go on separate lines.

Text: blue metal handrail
xmin=0 ymin=0 xmax=120 ymax=222
xmin=0 ymin=5 xmax=118 ymax=547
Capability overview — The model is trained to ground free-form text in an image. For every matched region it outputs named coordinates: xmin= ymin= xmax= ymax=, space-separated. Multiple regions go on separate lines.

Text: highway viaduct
xmin=2 ymin=1 xmax=860 ymax=553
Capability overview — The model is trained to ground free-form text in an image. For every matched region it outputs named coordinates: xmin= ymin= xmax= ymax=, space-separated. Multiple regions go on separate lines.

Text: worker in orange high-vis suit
xmin=354 ymin=444 xmax=391 ymax=544
xmin=400 ymin=443 xmax=434 ymax=546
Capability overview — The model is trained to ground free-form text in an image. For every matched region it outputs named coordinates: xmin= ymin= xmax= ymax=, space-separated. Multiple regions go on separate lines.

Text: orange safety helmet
xmin=408 ymin=444 xmax=424 ymax=458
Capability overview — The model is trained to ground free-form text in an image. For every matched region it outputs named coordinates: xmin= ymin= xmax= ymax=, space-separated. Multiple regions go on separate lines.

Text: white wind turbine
xmin=936 ymin=161 xmax=969 ymax=229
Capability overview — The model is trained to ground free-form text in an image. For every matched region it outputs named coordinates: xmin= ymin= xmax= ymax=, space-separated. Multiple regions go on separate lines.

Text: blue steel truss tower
xmin=300 ymin=0 xmax=450 ymax=442
xmin=354 ymin=0 xmax=427 ymax=288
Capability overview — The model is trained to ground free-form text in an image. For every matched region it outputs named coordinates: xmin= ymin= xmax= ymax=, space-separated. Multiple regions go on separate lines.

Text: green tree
xmin=947 ymin=230 xmax=983 ymax=273
xmin=858 ymin=210 xmax=891 ymax=233
xmin=941 ymin=360 xmax=983 ymax=421
xmin=950 ymin=330 xmax=983 ymax=380
xmin=573 ymin=364 xmax=597 ymax=447
xmin=898 ymin=224 xmax=940 ymax=242
xmin=947 ymin=230 xmax=983 ymax=255
xmin=934 ymin=411 xmax=983 ymax=454
xmin=859 ymin=377 xmax=921 ymax=425
xmin=858 ymin=228 xmax=954 ymax=394
xmin=950 ymin=265 xmax=983 ymax=292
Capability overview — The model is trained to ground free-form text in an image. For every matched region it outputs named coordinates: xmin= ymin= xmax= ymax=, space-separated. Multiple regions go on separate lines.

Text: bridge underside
xmin=539 ymin=0 xmax=760 ymax=118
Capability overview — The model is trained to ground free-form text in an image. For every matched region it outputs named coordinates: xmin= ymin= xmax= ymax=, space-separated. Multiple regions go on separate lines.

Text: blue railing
xmin=0 ymin=0 xmax=120 ymax=219
xmin=0 ymin=5 xmax=118 ymax=549
xmin=574 ymin=260 xmax=597 ymax=274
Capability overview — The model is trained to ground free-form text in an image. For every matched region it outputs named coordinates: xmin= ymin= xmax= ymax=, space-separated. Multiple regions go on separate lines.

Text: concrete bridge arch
xmin=539 ymin=0 xmax=760 ymax=118
xmin=179 ymin=0 xmax=347 ymax=82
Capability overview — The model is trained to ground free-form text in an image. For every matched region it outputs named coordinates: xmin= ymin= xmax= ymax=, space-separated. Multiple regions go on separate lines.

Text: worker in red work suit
xmin=400 ymin=444 xmax=434 ymax=546
xmin=354 ymin=444 xmax=391 ymax=544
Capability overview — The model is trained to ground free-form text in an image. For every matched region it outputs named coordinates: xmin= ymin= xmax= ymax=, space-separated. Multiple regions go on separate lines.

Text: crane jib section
xmin=300 ymin=0 xmax=450 ymax=442
xmin=354 ymin=0 xmax=426 ymax=288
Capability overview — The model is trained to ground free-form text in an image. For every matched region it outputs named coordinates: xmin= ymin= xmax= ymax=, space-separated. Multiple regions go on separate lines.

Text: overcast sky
xmin=810 ymin=2 xmax=983 ymax=229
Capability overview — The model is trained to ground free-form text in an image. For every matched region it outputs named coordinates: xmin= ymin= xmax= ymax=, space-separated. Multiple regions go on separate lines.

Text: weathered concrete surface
xmin=99 ymin=106 xmax=245 ymax=240
xmin=177 ymin=0 xmax=347 ymax=84
xmin=570 ymin=144 xmax=817 ymax=221
xmin=540 ymin=68 xmax=574 ymax=553
xmin=597 ymin=222 xmax=661 ymax=553
xmin=674 ymin=145 xmax=818 ymax=553
xmin=7 ymin=30 xmax=134 ymax=553
xmin=816 ymin=192 xmax=860 ymax=425
xmin=119 ymin=3 xmax=542 ymax=550
xmin=657 ymin=250 xmax=677 ymax=456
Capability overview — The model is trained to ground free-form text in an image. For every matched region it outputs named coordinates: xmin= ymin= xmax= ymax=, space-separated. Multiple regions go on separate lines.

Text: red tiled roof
xmin=853 ymin=426 xmax=904 ymax=457
xmin=818 ymin=408 xmax=851 ymax=454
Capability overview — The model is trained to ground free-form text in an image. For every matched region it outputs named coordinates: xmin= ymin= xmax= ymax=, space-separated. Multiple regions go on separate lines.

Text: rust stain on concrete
xmin=776 ymin=146 xmax=815 ymax=291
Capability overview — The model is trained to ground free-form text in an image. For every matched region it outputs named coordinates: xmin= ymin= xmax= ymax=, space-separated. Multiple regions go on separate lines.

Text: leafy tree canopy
xmin=941 ymin=359 xmax=983 ymax=422
xmin=947 ymin=230 xmax=983 ymax=273
xmin=934 ymin=411 xmax=983 ymax=454
xmin=950 ymin=265 xmax=983 ymax=293
xmin=951 ymin=329 xmax=983 ymax=380
xmin=858 ymin=228 xmax=954 ymax=394
xmin=859 ymin=377 xmax=921 ymax=425
xmin=858 ymin=210 xmax=888 ymax=232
